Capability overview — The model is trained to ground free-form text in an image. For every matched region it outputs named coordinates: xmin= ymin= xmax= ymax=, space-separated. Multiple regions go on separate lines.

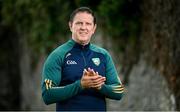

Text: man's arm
xmin=41 ymin=52 xmax=83 ymax=105
xmin=99 ymin=52 xmax=124 ymax=100
xmin=99 ymin=83 xmax=124 ymax=100
xmin=42 ymin=80 xmax=82 ymax=105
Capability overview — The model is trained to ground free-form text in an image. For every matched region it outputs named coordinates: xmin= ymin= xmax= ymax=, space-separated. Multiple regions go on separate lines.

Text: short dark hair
xmin=69 ymin=7 xmax=96 ymax=25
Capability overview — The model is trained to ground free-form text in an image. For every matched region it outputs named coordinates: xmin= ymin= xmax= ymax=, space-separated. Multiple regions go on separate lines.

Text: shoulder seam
xmin=90 ymin=44 xmax=109 ymax=55
xmin=50 ymin=41 xmax=74 ymax=61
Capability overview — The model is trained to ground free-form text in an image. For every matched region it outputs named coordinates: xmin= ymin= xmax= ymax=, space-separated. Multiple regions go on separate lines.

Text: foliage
xmin=1 ymin=0 xmax=141 ymax=53
xmin=2 ymin=0 xmax=71 ymax=54
xmin=98 ymin=0 xmax=141 ymax=37
xmin=97 ymin=0 xmax=141 ymax=54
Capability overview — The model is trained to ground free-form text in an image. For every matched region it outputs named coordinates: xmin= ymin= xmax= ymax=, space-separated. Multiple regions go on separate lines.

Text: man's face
xmin=69 ymin=12 xmax=96 ymax=45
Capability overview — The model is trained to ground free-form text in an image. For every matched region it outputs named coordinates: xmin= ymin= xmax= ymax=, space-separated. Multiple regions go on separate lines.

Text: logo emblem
xmin=66 ymin=60 xmax=77 ymax=65
xmin=65 ymin=53 xmax=71 ymax=58
xmin=92 ymin=58 xmax=100 ymax=66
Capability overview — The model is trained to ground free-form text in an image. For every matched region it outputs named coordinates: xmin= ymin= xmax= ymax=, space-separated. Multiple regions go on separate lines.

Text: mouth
xmin=79 ymin=32 xmax=88 ymax=36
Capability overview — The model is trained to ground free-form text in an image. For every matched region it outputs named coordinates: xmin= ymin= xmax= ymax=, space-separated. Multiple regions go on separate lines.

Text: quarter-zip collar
xmin=70 ymin=39 xmax=90 ymax=50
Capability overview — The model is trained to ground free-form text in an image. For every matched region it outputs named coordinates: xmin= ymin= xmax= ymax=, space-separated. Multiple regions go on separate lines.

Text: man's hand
xmin=81 ymin=68 xmax=106 ymax=90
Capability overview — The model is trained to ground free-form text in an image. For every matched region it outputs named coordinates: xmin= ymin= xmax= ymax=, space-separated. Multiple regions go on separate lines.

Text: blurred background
xmin=0 ymin=0 xmax=180 ymax=111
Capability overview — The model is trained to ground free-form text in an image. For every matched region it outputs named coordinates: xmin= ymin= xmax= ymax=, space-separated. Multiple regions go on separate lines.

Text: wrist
xmin=80 ymin=79 xmax=85 ymax=89
xmin=76 ymin=80 xmax=84 ymax=90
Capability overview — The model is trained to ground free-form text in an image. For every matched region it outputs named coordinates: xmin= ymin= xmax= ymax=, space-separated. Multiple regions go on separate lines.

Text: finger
xmin=83 ymin=69 xmax=89 ymax=76
xmin=91 ymin=75 xmax=106 ymax=81
xmin=83 ymin=69 xmax=87 ymax=74
xmin=87 ymin=68 xmax=92 ymax=74
xmin=93 ymin=76 xmax=106 ymax=83
xmin=91 ymin=69 xmax=96 ymax=75
xmin=86 ymin=69 xmax=93 ymax=76
xmin=91 ymin=77 xmax=106 ymax=86
xmin=87 ymin=68 xmax=96 ymax=76
xmin=88 ymin=68 xmax=95 ymax=74
xmin=91 ymin=82 xmax=104 ymax=89
xmin=88 ymin=67 xmax=91 ymax=71
xmin=91 ymin=81 xmax=104 ymax=87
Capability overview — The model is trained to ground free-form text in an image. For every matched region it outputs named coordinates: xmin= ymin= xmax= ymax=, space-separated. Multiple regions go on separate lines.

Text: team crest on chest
xmin=92 ymin=58 xmax=100 ymax=66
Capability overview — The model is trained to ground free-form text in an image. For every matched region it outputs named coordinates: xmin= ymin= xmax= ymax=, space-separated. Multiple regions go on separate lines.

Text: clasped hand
xmin=81 ymin=68 xmax=106 ymax=90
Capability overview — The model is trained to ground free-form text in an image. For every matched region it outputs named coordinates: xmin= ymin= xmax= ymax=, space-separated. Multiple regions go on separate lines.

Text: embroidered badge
xmin=92 ymin=58 xmax=100 ymax=66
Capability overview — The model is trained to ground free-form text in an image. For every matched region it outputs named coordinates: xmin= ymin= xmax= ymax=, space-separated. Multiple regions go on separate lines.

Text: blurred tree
xmin=2 ymin=0 xmax=141 ymax=54
xmin=97 ymin=0 xmax=141 ymax=39
xmin=1 ymin=0 xmax=73 ymax=110
xmin=2 ymin=0 xmax=73 ymax=54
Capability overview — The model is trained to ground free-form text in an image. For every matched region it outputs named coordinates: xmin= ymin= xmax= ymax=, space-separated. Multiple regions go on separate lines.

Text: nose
xmin=80 ymin=23 xmax=86 ymax=30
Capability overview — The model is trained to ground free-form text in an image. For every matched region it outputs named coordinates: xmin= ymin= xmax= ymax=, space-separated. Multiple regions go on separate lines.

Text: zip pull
xmin=81 ymin=51 xmax=87 ymax=67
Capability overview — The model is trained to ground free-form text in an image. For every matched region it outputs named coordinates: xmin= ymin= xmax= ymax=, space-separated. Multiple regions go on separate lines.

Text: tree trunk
xmin=141 ymin=0 xmax=180 ymax=110
xmin=0 ymin=24 xmax=21 ymax=110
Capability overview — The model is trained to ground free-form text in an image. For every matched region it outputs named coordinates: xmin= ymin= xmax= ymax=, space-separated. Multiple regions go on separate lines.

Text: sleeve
xmin=99 ymin=51 xmax=124 ymax=100
xmin=41 ymin=52 xmax=83 ymax=105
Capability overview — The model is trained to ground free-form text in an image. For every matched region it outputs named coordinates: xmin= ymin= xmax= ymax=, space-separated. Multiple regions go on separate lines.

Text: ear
xmin=92 ymin=24 xmax=97 ymax=34
xmin=69 ymin=22 xmax=73 ymax=31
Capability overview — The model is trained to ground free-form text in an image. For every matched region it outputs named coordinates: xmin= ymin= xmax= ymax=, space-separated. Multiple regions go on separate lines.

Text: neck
xmin=72 ymin=38 xmax=89 ymax=46
xmin=81 ymin=42 xmax=89 ymax=46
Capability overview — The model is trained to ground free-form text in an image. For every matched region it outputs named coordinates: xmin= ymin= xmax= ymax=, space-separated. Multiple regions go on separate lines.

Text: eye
xmin=86 ymin=22 xmax=92 ymax=25
xmin=75 ymin=22 xmax=82 ymax=25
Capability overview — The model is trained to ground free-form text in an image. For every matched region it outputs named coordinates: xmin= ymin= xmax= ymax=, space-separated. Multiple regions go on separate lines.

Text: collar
xmin=70 ymin=39 xmax=90 ymax=50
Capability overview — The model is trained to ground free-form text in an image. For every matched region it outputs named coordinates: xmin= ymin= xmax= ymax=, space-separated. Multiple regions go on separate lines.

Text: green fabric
xmin=90 ymin=44 xmax=124 ymax=99
xmin=41 ymin=40 xmax=83 ymax=105
xmin=42 ymin=40 xmax=124 ymax=105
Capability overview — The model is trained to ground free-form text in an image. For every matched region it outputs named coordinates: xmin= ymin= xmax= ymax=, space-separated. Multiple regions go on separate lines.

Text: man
xmin=41 ymin=7 xmax=124 ymax=111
